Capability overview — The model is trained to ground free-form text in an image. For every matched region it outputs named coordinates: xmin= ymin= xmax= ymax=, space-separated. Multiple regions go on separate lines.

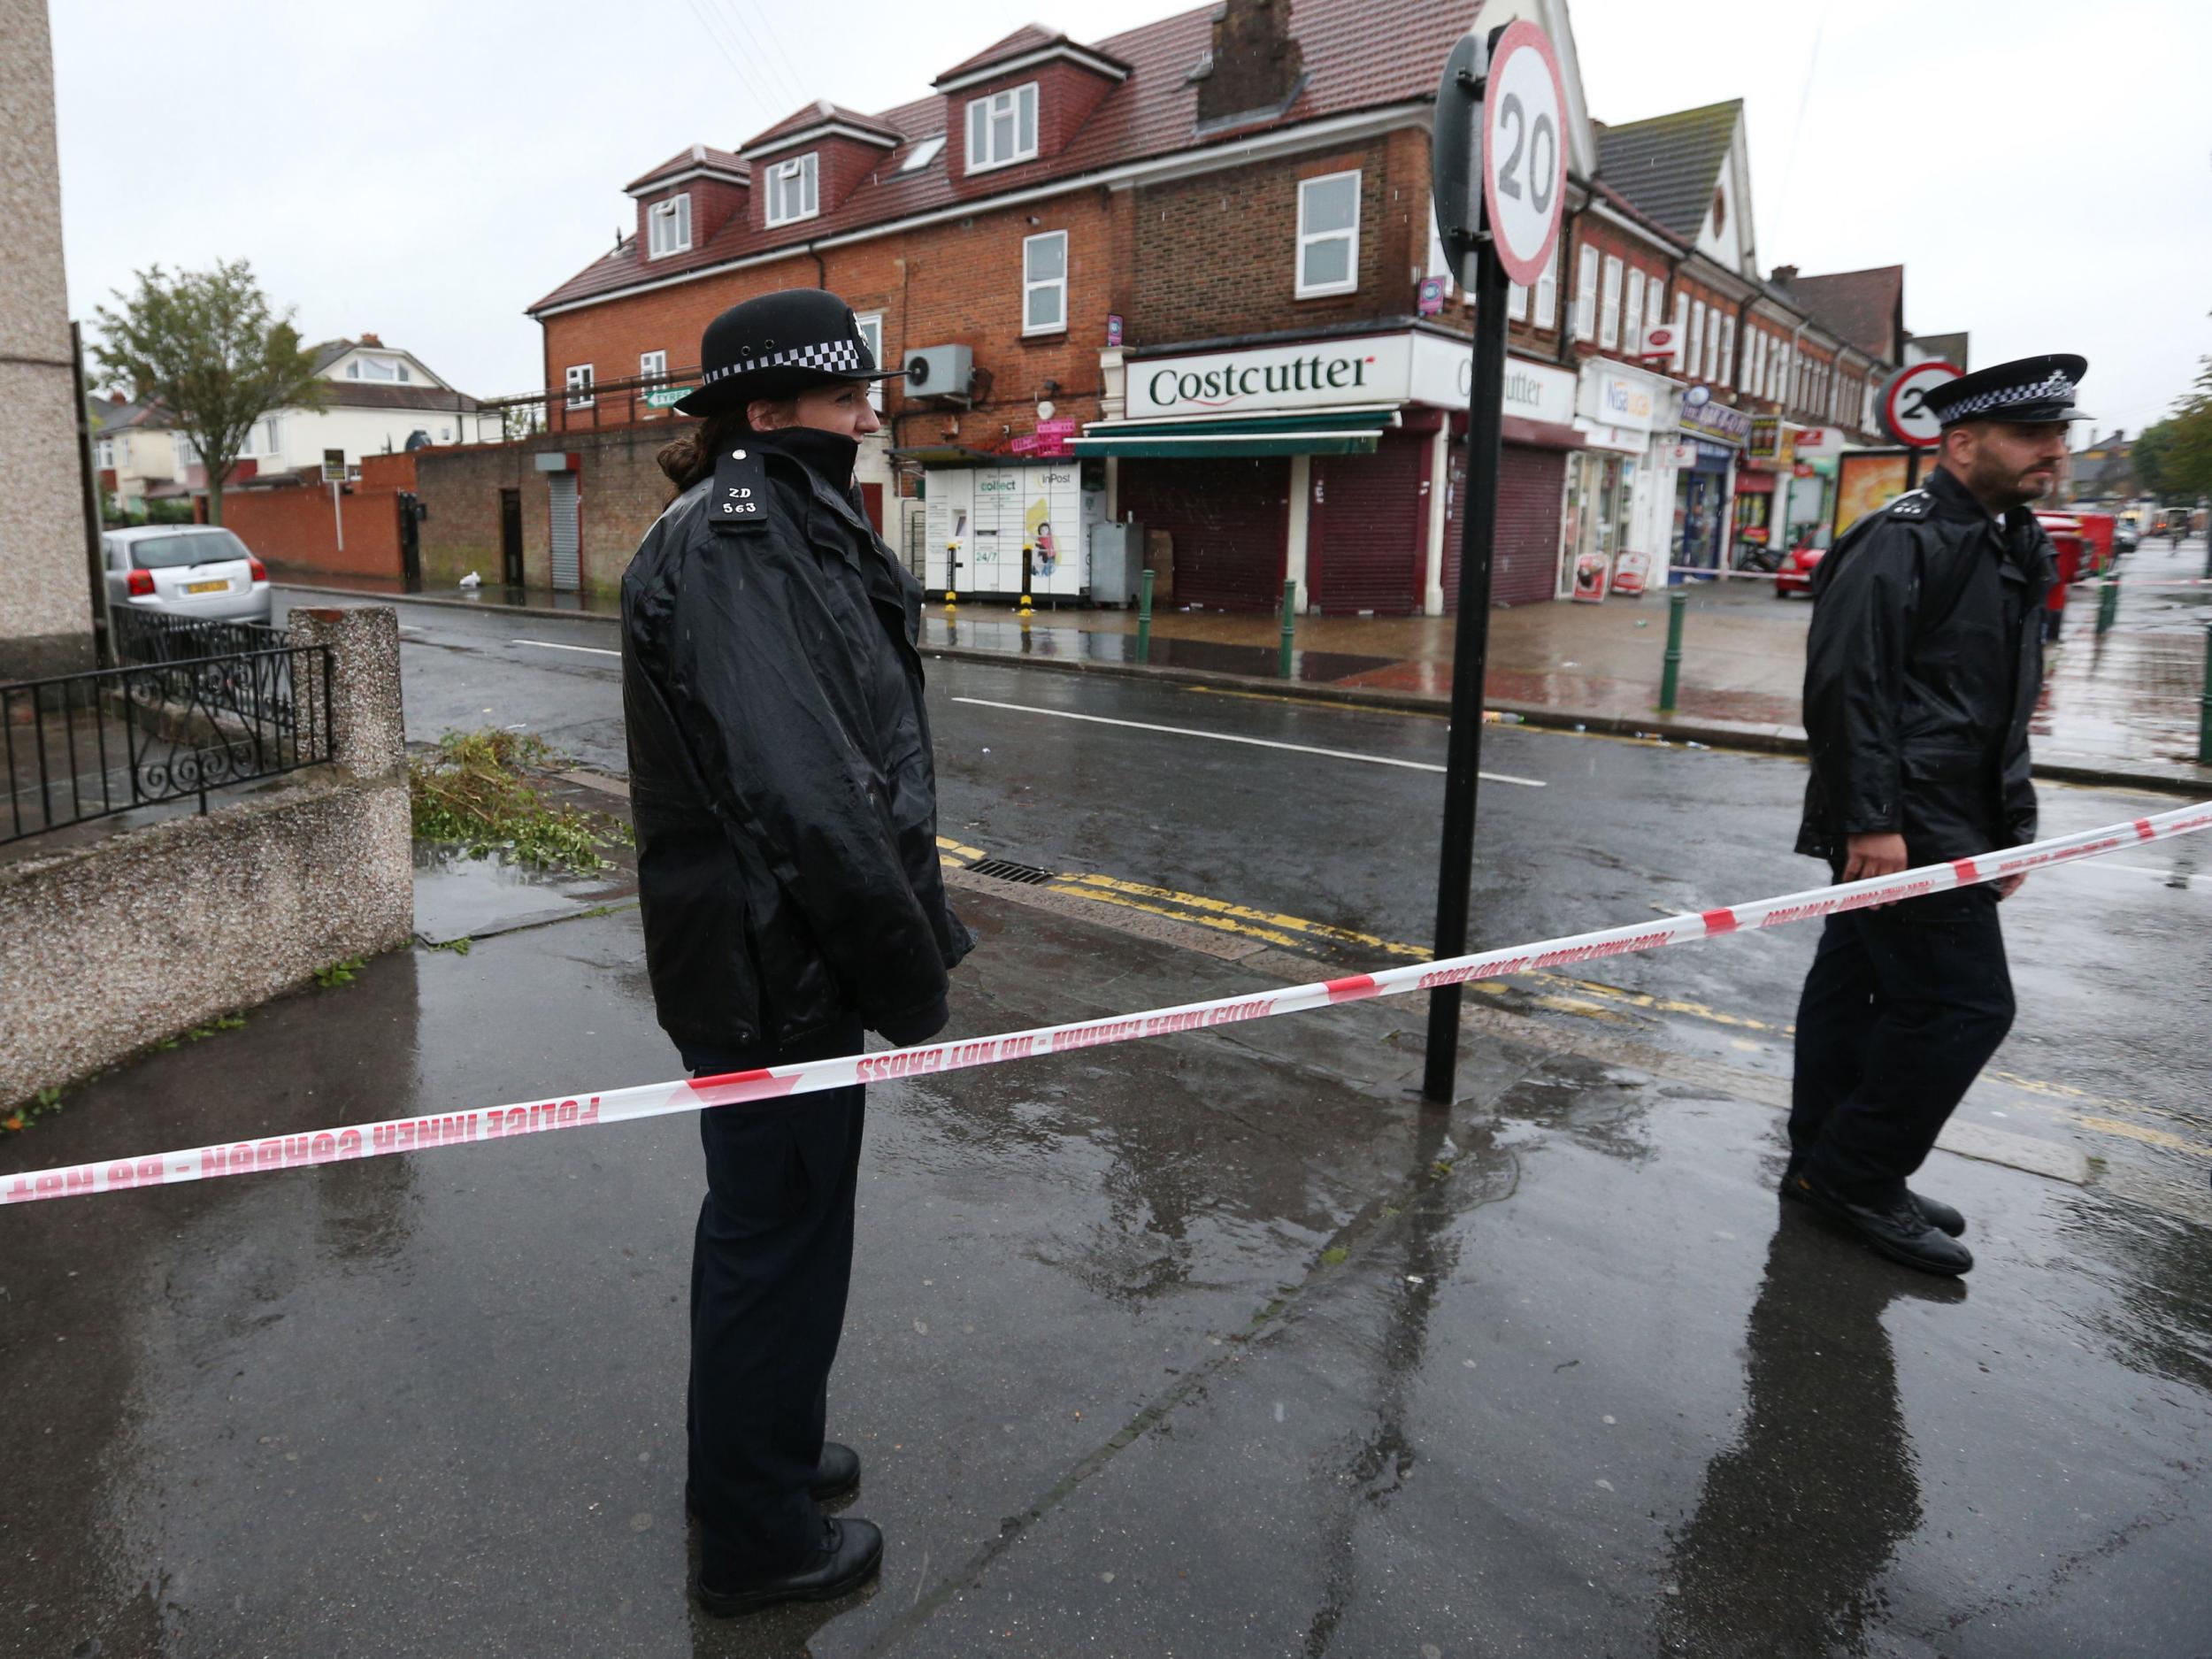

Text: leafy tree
xmin=2133 ymin=419 xmax=2177 ymax=502
xmin=93 ymin=260 xmax=326 ymax=525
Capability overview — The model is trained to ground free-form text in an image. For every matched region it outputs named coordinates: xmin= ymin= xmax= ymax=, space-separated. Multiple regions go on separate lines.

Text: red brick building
xmin=482 ymin=0 xmax=1922 ymax=610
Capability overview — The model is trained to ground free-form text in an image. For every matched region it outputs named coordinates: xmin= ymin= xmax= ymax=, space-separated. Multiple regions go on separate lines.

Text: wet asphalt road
xmin=1 ymin=593 xmax=2200 ymax=1657
xmin=270 ymin=589 xmax=2212 ymax=1222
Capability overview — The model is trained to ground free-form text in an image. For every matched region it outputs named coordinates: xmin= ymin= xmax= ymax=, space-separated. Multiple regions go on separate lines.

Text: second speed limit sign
xmin=1878 ymin=361 xmax=1962 ymax=449
xmin=1481 ymin=21 xmax=1567 ymax=288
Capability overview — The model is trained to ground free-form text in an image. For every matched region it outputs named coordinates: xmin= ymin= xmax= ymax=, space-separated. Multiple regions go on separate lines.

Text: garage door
xmin=1117 ymin=458 xmax=1286 ymax=611
xmin=1442 ymin=442 xmax=1567 ymax=611
xmin=548 ymin=472 xmax=580 ymax=592
xmin=1310 ymin=431 xmax=1423 ymax=615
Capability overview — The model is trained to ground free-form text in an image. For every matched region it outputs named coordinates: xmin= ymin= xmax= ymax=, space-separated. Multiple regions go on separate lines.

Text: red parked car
xmin=1774 ymin=540 xmax=1824 ymax=598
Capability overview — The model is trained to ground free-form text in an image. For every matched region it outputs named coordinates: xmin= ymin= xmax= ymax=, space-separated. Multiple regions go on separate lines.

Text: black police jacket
xmin=1796 ymin=465 xmax=2054 ymax=865
xmin=621 ymin=430 xmax=972 ymax=1057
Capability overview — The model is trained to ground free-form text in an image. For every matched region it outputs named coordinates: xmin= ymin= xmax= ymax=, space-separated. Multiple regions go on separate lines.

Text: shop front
xmin=1070 ymin=328 xmax=1580 ymax=615
xmin=1570 ymin=360 xmax=1680 ymax=599
xmin=1671 ymin=389 xmax=1750 ymax=576
xmin=1783 ymin=426 xmax=1846 ymax=550
xmin=1735 ymin=415 xmax=1795 ymax=564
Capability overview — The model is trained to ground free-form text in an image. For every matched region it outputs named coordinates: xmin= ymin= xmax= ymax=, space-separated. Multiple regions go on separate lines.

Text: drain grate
xmin=968 ymin=856 xmax=1057 ymax=886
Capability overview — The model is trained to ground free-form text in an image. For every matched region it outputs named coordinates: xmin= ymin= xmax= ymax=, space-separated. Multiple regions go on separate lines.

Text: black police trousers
xmin=1788 ymin=885 xmax=2016 ymax=1205
xmin=685 ymin=1018 xmax=865 ymax=1573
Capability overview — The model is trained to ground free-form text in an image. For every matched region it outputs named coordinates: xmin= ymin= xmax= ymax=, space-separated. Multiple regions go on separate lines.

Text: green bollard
xmin=1279 ymin=579 xmax=1298 ymax=679
xmin=1658 ymin=588 xmax=1687 ymax=714
xmin=2200 ymin=624 xmax=2212 ymax=766
xmin=1136 ymin=568 xmax=1155 ymax=664
xmin=2097 ymin=572 xmax=2119 ymax=635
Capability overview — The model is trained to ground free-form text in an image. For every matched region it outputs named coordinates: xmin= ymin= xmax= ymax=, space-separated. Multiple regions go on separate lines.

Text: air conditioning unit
xmin=902 ymin=343 xmax=974 ymax=405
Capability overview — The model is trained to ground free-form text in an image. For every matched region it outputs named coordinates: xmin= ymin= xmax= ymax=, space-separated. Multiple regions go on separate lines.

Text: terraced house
xmin=486 ymin=0 xmax=1947 ymax=611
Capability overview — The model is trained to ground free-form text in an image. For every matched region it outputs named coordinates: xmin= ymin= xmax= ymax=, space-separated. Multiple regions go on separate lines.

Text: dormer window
xmin=764 ymin=154 xmax=818 ymax=226
xmin=346 ymin=354 xmax=410 ymax=383
xmin=648 ymin=193 xmax=691 ymax=257
xmin=965 ymin=83 xmax=1038 ymax=173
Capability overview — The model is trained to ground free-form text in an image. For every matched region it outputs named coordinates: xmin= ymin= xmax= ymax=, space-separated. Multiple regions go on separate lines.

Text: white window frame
xmin=1508 ymin=280 xmax=1529 ymax=322
xmin=1624 ymin=266 xmax=1646 ymax=353
xmin=1022 ymin=230 xmax=1069 ymax=335
xmin=1572 ymin=244 xmax=1599 ymax=340
xmin=565 ymin=364 xmax=594 ymax=410
xmin=899 ymin=134 xmax=946 ymax=173
xmin=1644 ymin=277 xmax=1664 ymax=355
xmin=764 ymin=154 xmax=818 ymax=227
xmin=1687 ymin=303 xmax=1706 ymax=383
xmin=964 ymin=82 xmax=1039 ymax=173
xmin=1598 ymin=255 xmax=1623 ymax=350
xmin=1533 ymin=257 xmax=1557 ymax=329
xmin=639 ymin=349 xmax=667 ymax=385
xmin=855 ymin=312 xmax=885 ymax=409
xmin=1718 ymin=315 xmax=1736 ymax=388
xmin=174 ymin=433 xmax=198 ymax=470
xmin=1294 ymin=170 xmax=1361 ymax=299
xmin=647 ymin=193 xmax=692 ymax=257
xmin=96 ymin=436 xmax=114 ymax=468
xmin=263 ymin=415 xmax=282 ymax=456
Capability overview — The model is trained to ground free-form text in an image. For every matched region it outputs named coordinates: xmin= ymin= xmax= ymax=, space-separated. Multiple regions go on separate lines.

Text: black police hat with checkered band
xmin=1920 ymin=353 xmax=2091 ymax=427
xmin=674 ymin=288 xmax=902 ymax=418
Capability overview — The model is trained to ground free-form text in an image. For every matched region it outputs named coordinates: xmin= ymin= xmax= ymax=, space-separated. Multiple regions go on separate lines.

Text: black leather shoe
xmin=1791 ymin=1174 xmax=1974 ymax=1276
xmin=695 ymin=1517 xmax=883 ymax=1617
xmin=687 ymin=1443 xmax=862 ymax=1519
xmin=1784 ymin=1171 xmax=1965 ymax=1238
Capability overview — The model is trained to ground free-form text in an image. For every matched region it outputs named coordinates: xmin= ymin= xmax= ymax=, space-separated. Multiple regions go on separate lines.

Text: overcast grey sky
xmin=53 ymin=0 xmax=2211 ymax=437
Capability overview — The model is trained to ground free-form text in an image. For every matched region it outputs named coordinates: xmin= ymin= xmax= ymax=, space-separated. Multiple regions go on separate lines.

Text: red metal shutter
xmin=1310 ymin=431 xmax=1423 ymax=615
xmin=1116 ymin=458 xmax=1288 ymax=611
xmin=1442 ymin=441 xmax=1564 ymax=611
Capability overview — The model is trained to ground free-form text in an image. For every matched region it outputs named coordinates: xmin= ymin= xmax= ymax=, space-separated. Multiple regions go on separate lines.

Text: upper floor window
xmin=856 ymin=313 xmax=885 ymax=408
xmin=899 ymin=134 xmax=946 ymax=173
xmin=1623 ymin=266 xmax=1646 ymax=351
xmin=1572 ymin=244 xmax=1599 ymax=340
xmin=640 ymin=349 xmax=667 ymax=385
xmin=174 ymin=433 xmax=199 ymax=469
xmin=966 ymin=83 xmax=1039 ymax=173
xmin=346 ymin=354 xmax=410 ymax=383
xmin=96 ymin=437 xmax=113 ymax=468
xmin=1295 ymin=171 xmax=1360 ymax=298
xmin=1598 ymin=255 xmax=1623 ymax=350
xmin=765 ymin=154 xmax=818 ymax=227
xmin=1533 ymin=258 xmax=1557 ymax=330
xmin=1023 ymin=231 xmax=1068 ymax=334
xmin=565 ymin=365 xmax=594 ymax=410
xmin=648 ymin=193 xmax=691 ymax=257
xmin=263 ymin=415 xmax=283 ymax=455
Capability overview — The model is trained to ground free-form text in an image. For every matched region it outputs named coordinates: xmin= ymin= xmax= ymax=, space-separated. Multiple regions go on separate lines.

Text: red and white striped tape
xmin=1663 ymin=564 xmax=2211 ymax=588
xmin=7 ymin=803 xmax=2209 ymax=1209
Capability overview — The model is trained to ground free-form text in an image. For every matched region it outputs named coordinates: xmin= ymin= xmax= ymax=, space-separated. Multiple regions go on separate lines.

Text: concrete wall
xmin=0 ymin=0 xmax=94 ymax=680
xmin=0 ymin=606 xmax=413 ymax=1108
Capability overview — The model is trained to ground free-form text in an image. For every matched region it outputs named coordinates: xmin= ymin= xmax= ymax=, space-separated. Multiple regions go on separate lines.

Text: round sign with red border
xmin=1480 ymin=21 xmax=1568 ymax=288
xmin=1879 ymin=361 xmax=1962 ymax=449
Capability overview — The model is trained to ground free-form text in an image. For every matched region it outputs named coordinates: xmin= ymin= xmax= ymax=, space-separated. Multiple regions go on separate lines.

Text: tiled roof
xmin=1779 ymin=265 xmax=1901 ymax=359
xmin=743 ymin=101 xmax=902 ymax=153
xmin=320 ymin=382 xmax=481 ymax=414
xmin=934 ymin=23 xmax=1063 ymax=83
xmin=530 ymin=0 xmax=1478 ymax=316
xmin=1594 ymin=100 xmax=1740 ymax=242
xmin=626 ymin=144 xmax=749 ymax=194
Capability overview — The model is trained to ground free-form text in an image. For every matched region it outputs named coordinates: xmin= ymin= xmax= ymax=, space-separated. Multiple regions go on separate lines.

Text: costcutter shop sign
xmin=1125 ymin=331 xmax=1563 ymax=419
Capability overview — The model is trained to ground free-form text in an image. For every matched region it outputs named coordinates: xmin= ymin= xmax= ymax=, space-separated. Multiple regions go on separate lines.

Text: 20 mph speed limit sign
xmin=1480 ymin=21 xmax=1567 ymax=288
xmin=1878 ymin=361 xmax=1962 ymax=449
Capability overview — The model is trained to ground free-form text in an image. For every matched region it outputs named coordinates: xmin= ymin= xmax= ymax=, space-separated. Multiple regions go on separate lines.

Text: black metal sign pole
xmin=1421 ymin=239 xmax=1511 ymax=1105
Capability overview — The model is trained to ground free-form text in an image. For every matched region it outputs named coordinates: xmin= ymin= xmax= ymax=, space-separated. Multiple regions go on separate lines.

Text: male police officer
xmin=1787 ymin=354 xmax=2089 ymax=1275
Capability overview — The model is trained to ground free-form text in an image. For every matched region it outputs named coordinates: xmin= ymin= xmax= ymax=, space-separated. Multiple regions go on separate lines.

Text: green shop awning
xmin=1069 ymin=407 xmax=1394 ymax=458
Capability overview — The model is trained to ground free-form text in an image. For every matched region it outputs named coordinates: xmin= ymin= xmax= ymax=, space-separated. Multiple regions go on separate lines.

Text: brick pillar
xmin=285 ymin=605 xmax=404 ymax=779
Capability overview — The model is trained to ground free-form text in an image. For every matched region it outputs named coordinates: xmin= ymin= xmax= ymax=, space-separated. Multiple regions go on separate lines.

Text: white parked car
xmin=102 ymin=525 xmax=272 ymax=623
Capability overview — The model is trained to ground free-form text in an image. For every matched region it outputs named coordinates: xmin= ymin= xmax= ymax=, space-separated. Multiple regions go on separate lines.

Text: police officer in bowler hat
xmin=1788 ymin=354 xmax=2090 ymax=1275
xmin=620 ymin=289 xmax=973 ymax=1613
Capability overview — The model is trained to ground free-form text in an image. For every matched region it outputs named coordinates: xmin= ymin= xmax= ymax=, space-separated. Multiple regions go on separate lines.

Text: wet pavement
xmin=6 ymin=595 xmax=2209 ymax=1656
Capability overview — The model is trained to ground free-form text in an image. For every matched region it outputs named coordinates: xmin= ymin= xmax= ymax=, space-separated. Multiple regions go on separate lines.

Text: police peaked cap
xmin=1921 ymin=353 xmax=2092 ymax=427
xmin=674 ymin=288 xmax=902 ymax=417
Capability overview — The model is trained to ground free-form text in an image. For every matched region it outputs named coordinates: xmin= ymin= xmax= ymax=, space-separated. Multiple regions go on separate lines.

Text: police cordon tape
xmin=6 ymin=803 xmax=2210 ymax=1209
xmin=1660 ymin=564 xmax=2212 ymax=587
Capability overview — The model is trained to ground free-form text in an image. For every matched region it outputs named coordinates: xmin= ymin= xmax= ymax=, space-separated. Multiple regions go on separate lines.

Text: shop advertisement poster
xmin=1833 ymin=452 xmax=1912 ymax=541
xmin=1610 ymin=549 xmax=1650 ymax=597
xmin=1571 ymin=550 xmax=1609 ymax=603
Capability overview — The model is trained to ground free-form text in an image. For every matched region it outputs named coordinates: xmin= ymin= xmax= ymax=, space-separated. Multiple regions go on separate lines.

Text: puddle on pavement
xmin=411 ymin=841 xmax=634 ymax=945
xmin=920 ymin=614 xmax=1395 ymax=683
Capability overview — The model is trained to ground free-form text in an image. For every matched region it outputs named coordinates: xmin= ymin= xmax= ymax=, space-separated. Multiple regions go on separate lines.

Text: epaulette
xmin=709 ymin=443 xmax=768 ymax=534
xmin=1886 ymin=488 xmax=1932 ymax=521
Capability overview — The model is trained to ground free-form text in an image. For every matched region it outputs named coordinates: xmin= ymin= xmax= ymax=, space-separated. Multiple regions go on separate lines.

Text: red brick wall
xmin=1562 ymin=216 xmax=1678 ymax=371
xmin=225 ymin=476 xmax=402 ymax=580
xmin=1129 ymin=134 xmax=1428 ymax=345
xmin=541 ymin=185 xmax=1124 ymax=471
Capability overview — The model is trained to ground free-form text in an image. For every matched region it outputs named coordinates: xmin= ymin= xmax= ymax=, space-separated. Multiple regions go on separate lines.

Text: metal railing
xmin=3 ymin=643 xmax=332 ymax=847
xmin=111 ymin=606 xmax=283 ymax=669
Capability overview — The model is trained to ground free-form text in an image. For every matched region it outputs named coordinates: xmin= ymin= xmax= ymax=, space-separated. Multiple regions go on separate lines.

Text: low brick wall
xmin=223 ymin=459 xmax=409 ymax=582
xmin=0 ymin=607 xmax=412 ymax=1107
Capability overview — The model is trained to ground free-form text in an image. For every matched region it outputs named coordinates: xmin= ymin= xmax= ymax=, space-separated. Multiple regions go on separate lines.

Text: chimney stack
xmin=1770 ymin=264 xmax=1799 ymax=286
xmin=1197 ymin=0 xmax=1303 ymax=125
xmin=360 ymin=332 xmax=383 ymax=347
